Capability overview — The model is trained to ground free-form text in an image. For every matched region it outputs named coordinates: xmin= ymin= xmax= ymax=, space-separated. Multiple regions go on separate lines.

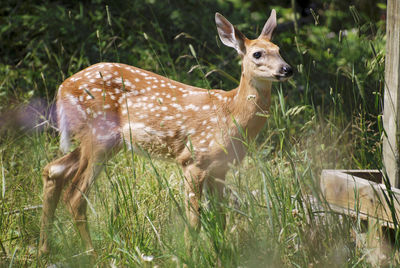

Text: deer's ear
xmin=259 ymin=9 xmax=277 ymax=40
xmin=215 ymin=13 xmax=246 ymax=56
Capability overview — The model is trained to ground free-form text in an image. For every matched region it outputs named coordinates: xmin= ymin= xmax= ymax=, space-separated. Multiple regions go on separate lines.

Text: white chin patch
xmin=261 ymin=76 xmax=279 ymax=82
xmin=276 ymin=76 xmax=290 ymax=82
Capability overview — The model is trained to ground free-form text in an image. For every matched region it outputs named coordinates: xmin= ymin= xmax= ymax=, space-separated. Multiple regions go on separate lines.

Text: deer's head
xmin=216 ymin=10 xmax=293 ymax=82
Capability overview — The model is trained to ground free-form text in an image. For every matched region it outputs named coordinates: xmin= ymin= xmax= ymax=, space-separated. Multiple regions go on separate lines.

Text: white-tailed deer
xmin=39 ymin=9 xmax=292 ymax=256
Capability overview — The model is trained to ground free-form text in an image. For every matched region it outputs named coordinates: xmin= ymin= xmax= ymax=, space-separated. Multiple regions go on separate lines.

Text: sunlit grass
xmin=0 ymin=97 xmax=391 ymax=267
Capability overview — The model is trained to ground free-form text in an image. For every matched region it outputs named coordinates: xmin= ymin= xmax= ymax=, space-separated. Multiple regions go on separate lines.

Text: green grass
xmin=0 ymin=1 xmax=396 ymax=267
xmin=0 ymin=101 xmax=395 ymax=267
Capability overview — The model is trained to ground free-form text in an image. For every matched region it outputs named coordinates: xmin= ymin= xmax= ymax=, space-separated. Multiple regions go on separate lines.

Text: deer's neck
xmin=229 ymin=73 xmax=272 ymax=138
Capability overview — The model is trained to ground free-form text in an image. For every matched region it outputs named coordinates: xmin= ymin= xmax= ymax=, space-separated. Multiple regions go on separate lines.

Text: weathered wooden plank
xmin=383 ymin=0 xmax=400 ymax=187
xmin=320 ymin=170 xmax=400 ymax=227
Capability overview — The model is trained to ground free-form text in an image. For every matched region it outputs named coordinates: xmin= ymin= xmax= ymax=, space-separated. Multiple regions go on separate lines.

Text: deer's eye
xmin=253 ymin=51 xmax=262 ymax=59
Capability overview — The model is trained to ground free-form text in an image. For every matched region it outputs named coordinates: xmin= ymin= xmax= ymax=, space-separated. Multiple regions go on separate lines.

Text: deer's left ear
xmin=215 ymin=13 xmax=247 ymax=56
xmin=259 ymin=9 xmax=277 ymax=40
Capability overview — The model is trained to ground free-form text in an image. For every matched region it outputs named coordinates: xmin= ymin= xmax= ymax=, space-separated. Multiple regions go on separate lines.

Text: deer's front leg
xmin=206 ymin=177 xmax=227 ymax=230
xmin=183 ymin=164 xmax=206 ymax=240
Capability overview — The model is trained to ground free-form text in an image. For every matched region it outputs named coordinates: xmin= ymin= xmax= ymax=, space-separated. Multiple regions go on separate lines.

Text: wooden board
xmin=321 ymin=170 xmax=400 ymax=228
xmin=383 ymin=0 xmax=400 ymax=187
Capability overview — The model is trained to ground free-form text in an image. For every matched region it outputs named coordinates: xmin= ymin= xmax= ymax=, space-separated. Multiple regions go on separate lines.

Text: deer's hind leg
xmin=39 ymin=148 xmax=81 ymax=255
xmin=183 ymin=164 xmax=207 ymax=240
xmin=62 ymin=134 xmax=120 ymax=255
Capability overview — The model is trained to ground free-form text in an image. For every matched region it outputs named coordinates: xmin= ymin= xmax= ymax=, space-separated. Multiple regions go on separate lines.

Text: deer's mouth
xmin=274 ymin=73 xmax=293 ymax=81
xmin=274 ymin=64 xmax=293 ymax=81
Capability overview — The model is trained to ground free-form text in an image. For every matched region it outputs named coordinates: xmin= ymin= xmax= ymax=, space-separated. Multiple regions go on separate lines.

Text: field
xmin=0 ymin=0 xmax=395 ymax=267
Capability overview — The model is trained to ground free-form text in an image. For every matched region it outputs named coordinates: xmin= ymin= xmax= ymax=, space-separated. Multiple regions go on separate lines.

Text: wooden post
xmin=319 ymin=5 xmax=400 ymax=263
xmin=383 ymin=0 xmax=400 ymax=187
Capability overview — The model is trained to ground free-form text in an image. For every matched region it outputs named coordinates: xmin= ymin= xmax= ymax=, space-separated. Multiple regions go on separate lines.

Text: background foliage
xmin=0 ymin=0 xmax=392 ymax=267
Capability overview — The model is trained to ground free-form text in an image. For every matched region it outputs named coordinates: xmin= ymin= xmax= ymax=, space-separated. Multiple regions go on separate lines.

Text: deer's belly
xmin=121 ymin=122 xmax=180 ymax=159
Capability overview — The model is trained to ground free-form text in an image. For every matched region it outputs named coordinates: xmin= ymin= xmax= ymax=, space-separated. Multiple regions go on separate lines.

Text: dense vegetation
xmin=0 ymin=0 xmax=393 ymax=266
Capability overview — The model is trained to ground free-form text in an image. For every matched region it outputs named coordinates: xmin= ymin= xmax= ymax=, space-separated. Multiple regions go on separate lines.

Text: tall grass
xmin=0 ymin=1 xmax=394 ymax=267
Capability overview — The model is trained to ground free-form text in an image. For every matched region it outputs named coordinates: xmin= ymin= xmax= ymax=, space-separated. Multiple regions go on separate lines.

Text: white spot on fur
xmin=114 ymin=77 xmax=123 ymax=84
xmin=185 ymin=104 xmax=199 ymax=111
xmin=171 ymin=103 xmax=182 ymax=111
xmin=103 ymin=74 xmax=112 ymax=81
xmin=124 ymin=80 xmax=133 ymax=87
xmin=49 ymin=164 xmax=65 ymax=178
xmin=123 ymin=122 xmax=144 ymax=132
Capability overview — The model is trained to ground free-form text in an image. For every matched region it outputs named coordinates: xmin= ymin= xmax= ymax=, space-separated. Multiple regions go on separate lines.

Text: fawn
xmin=39 ymin=9 xmax=293 ymax=256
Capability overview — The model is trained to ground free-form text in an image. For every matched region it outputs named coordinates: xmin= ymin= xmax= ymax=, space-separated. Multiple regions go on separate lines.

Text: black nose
xmin=280 ymin=65 xmax=293 ymax=77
